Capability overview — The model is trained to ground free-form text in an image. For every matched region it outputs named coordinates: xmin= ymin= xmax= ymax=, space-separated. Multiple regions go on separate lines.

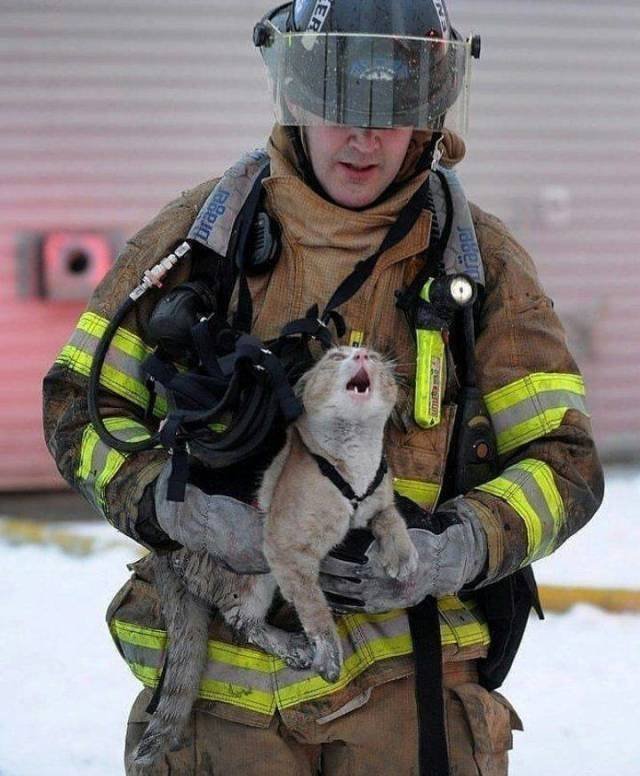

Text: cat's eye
xmin=328 ymin=352 xmax=347 ymax=361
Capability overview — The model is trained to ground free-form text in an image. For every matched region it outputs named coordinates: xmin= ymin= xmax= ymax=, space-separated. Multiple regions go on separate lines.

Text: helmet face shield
xmin=260 ymin=23 xmax=473 ymax=134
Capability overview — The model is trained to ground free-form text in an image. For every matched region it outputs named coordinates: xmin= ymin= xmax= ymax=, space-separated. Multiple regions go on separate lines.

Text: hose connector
xmin=129 ymin=241 xmax=191 ymax=301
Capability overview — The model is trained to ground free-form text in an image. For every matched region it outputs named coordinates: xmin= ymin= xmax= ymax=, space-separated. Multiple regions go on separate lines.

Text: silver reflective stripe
xmin=201 ymin=656 xmax=276 ymax=695
xmin=491 ymin=388 xmax=589 ymax=438
xmin=188 ymin=149 xmax=271 ymax=256
xmin=430 ymin=166 xmax=485 ymax=286
xmin=57 ymin=311 xmax=168 ymax=417
xmin=476 ymin=459 xmax=565 ymax=565
xmin=483 ymin=373 xmax=589 ymax=456
xmin=110 ymin=595 xmax=490 ymax=713
xmin=497 ymin=467 xmax=557 ymax=561
xmin=120 ymin=642 xmax=164 ymax=672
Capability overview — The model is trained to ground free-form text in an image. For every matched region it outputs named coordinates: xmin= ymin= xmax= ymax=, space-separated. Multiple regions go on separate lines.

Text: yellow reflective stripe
xmin=57 ymin=344 xmax=168 ymax=417
xmin=343 ymin=609 xmax=403 ymax=627
xmin=437 ymin=596 xmax=491 ymax=647
xmin=114 ymin=622 xmax=277 ymax=713
xmin=275 ymin=632 xmax=413 ymax=709
xmin=197 ymin=679 xmax=276 ymax=714
xmin=485 ymin=373 xmax=584 ymax=414
xmin=130 ymin=664 xmax=276 ymax=714
xmin=393 ymin=478 xmax=440 ymax=508
xmin=438 ymin=595 xmax=464 ymax=611
xmin=494 ymin=408 xmax=567 ymax=456
xmin=130 ymin=661 xmax=161 ymax=686
xmin=484 ymin=373 xmax=588 ymax=455
xmin=77 ymin=425 xmax=99 ymax=482
xmin=476 ymin=459 xmax=565 ymax=564
xmin=56 ymin=311 xmax=169 ymax=418
xmin=76 ymin=311 xmax=153 ymax=361
xmin=207 ymin=640 xmax=283 ymax=673
xmin=76 ymin=417 xmax=153 ymax=513
xmin=112 ymin=602 xmax=489 ymax=713
xmin=442 ymin=618 xmax=489 ymax=648
xmin=111 ymin=620 xmax=167 ymax=650
xmin=365 ymin=632 xmax=413 ymax=660
xmin=129 ymin=661 xmax=277 ymax=715
xmin=95 ymin=449 xmax=127 ymax=509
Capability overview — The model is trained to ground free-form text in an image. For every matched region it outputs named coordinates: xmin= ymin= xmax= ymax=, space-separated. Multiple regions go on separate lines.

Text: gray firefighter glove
xmin=319 ymin=497 xmax=488 ymax=613
xmin=154 ymin=460 xmax=269 ymax=574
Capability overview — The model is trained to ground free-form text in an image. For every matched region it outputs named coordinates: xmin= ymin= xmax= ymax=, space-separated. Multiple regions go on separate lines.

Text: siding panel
xmin=0 ymin=0 xmax=636 ymax=490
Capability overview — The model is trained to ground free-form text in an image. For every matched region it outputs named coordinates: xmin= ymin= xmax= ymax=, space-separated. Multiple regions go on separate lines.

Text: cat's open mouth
xmin=346 ymin=367 xmax=371 ymax=396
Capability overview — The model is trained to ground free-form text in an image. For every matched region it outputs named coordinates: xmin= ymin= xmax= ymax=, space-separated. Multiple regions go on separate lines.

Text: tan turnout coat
xmin=43 ymin=126 xmax=603 ymax=733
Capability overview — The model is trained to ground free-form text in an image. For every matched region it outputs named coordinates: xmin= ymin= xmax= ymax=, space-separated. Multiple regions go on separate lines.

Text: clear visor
xmin=260 ymin=24 xmax=473 ymax=135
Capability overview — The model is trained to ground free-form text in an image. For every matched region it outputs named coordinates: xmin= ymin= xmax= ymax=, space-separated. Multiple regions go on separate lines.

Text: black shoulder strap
xmin=320 ymin=132 xmax=442 ymax=323
xmin=186 ymin=149 xmax=271 ymax=312
xmin=230 ymin=163 xmax=272 ymax=333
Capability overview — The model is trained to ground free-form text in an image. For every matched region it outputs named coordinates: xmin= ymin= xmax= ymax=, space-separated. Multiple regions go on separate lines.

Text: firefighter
xmin=43 ymin=1 xmax=604 ymax=774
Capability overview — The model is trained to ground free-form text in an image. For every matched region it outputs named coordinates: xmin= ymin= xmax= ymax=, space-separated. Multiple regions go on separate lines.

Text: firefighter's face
xmin=305 ymin=125 xmax=414 ymax=209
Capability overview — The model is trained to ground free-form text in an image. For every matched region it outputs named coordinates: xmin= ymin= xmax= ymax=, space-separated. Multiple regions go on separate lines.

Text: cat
xmin=132 ymin=346 xmax=418 ymax=769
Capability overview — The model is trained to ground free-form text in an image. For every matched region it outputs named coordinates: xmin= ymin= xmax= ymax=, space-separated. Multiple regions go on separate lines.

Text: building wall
xmin=0 ymin=0 xmax=637 ymax=490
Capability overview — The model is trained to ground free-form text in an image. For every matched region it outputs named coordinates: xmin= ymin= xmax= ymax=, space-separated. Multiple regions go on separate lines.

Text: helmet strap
xmin=417 ymin=130 xmax=445 ymax=174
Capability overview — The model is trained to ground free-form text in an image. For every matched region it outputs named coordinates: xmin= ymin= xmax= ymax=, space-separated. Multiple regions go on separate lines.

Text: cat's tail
xmin=132 ymin=553 xmax=209 ymax=769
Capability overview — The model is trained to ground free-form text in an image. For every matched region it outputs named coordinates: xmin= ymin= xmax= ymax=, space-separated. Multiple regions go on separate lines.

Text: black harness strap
xmin=395 ymin=168 xmax=454 ymax=324
xmin=311 ymin=453 xmax=388 ymax=512
xmin=320 ymin=166 xmax=435 ymax=323
xmin=231 ymin=163 xmax=273 ymax=334
xmin=408 ymin=597 xmax=450 ymax=776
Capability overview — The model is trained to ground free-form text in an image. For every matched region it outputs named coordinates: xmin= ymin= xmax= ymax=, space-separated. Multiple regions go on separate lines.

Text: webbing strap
xmin=408 ymin=596 xmax=450 ymax=776
xmin=232 ymin=163 xmax=273 ymax=333
xmin=320 ymin=171 xmax=434 ymax=323
xmin=277 ymin=304 xmax=346 ymax=352
xmin=311 ymin=453 xmax=388 ymax=511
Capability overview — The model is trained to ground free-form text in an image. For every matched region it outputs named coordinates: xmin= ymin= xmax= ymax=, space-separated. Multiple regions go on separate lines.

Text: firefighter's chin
xmin=329 ymin=162 xmax=387 ymax=208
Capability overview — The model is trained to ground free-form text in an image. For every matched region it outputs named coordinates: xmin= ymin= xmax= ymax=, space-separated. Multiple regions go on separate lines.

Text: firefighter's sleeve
xmin=462 ymin=206 xmax=605 ymax=585
xmin=42 ymin=181 xmax=216 ymax=548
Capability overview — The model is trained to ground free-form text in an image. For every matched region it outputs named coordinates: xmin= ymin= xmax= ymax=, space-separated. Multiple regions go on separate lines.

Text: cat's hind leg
xmin=221 ymin=573 xmax=314 ymax=670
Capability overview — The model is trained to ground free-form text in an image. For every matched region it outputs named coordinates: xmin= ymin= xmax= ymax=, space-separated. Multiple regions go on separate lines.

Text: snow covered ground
xmin=1 ymin=468 xmax=639 ymax=775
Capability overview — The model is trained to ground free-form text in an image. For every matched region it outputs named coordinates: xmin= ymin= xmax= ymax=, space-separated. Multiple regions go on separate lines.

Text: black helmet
xmin=288 ymin=0 xmax=452 ymax=38
xmin=254 ymin=0 xmax=479 ymax=132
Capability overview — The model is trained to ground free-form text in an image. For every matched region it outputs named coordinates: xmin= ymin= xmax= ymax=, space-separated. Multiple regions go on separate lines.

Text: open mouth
xmin=343 ymin=163 xmax=376 ymax=170
xmin=339 ymin=162 xmax=377 ymax=175
xmin=346 ymin=367 xmax=371 ymax=396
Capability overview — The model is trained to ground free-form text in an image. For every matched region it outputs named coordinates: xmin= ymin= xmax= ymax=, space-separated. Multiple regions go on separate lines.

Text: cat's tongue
xmin=346 ymin=367 xmax=371 ymax=396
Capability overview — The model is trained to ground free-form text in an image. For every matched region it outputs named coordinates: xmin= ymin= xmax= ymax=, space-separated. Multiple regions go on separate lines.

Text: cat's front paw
xmin=311 ymin=632 xmax=343 ymax=683
xmin=379 ymin=535 xmax=419 ymax=581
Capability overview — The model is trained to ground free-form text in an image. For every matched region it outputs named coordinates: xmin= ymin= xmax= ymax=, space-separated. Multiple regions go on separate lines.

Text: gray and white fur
xmin=132 ymin=346 xmax=418 ymax=769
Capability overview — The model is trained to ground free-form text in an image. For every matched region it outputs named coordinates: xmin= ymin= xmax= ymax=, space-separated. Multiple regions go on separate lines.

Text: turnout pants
xmin=125 ymin=661 xmax=522 ymax=775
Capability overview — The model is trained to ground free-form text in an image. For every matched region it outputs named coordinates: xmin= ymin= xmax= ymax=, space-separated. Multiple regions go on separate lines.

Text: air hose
xmin=87 ymin=241 xmax=302 ymax=467
xmin=87 ymin=242 xmax=192 ymax=454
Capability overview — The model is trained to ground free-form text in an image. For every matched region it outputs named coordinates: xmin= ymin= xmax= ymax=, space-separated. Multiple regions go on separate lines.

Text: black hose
xmin=87 ymin=297 xmax=288 ymax=466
